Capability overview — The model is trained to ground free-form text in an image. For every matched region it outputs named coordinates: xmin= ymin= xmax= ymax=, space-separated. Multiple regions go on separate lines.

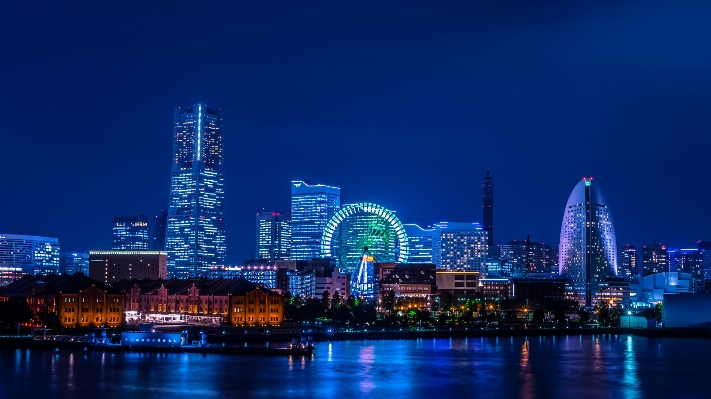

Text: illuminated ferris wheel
xmin=320 ymin=202 xmax=409 ymax=295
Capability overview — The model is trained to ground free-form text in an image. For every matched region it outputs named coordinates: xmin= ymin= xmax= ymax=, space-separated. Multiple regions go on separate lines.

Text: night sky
xmin=1 ymin=1 xmax=709 ymax=262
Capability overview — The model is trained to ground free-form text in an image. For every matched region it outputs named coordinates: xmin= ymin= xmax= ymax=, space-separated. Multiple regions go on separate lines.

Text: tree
xmin=383 ymin=290 xmax=395 ymax=315
xmin=0 ymin=297 xmax=34 ymax=332
xmin=532 ymin=309 xmax=545 ymax=323
xmin=331 ymin=291 xmax=342 ymax=308
xmin=321 ymin=290 xmax=331 ymax=309
xmin=577 ymin=309 xmax=590 ymax=324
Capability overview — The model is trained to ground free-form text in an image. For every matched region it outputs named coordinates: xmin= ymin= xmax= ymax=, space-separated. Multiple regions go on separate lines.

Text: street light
xmin=627 ymin=310 xmax=632 ymax=328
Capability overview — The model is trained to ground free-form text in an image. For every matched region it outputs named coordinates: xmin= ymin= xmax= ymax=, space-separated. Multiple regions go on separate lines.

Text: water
xmin=1 ymin=335 xmax=710 ymax=399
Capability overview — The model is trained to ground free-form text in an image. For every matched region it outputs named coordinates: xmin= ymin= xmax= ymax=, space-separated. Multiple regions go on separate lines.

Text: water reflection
xmin=0 ymin=336 xmax=707 ymax=399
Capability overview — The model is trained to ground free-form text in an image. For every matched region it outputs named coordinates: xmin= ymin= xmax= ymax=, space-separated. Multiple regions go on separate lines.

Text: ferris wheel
xmin=320 ymin=202 xmax=409 ymax=274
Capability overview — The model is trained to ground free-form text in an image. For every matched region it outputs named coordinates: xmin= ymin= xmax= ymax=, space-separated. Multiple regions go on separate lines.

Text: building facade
xmin=255 ymin=211 xmax=291 ymax=262
xmin=0 ymin=234 xmax=60 ymax=284
xmin=558 ymin=178 xmax=618 ymax=307
xmin=89 ymin=250 xmax=168 ymax=284
xmin=0 ymin=274 xmax=124 ymax=328
xmin=499 ymin=239 xmax=557 ymax=276
xmin=165 ymin=104 xmax=227 ymax=277
xmin=642 ymin=244 xmax=668 ymax=276
xmin=112 ymin=216 xmax=149 ymax=250
xmin=432 ymin=222 xmax=488 ymax=272
xmin=616 ymin=244 xmax=637 ymax=279
xmin=290 ymin=180 xmax=340 ymax=261
xmin=403 ymin=224 xmax=434 ymax=263
xmin=59 ymin=252 xmax=89 ymax=275
xmin=113 ymin=278 xmax=284 ymax=327
xmin=668 ymin=248 xmax=703 ymax=277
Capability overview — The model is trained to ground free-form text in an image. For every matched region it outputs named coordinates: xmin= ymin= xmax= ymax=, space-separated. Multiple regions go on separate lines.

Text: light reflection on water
xmin=2 ymin=335 xmax=710 ymax=399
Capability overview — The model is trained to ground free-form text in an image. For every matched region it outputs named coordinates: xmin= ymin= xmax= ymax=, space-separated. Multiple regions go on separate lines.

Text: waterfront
xmin=1 ymin=335 xmax=710 ymax=399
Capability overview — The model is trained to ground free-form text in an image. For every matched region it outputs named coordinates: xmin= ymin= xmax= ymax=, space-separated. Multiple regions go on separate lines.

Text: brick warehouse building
xmin=0 ymin=274 xmax=124 ymax=328
xmin=112 ymin=278 xmax=284 ymax=327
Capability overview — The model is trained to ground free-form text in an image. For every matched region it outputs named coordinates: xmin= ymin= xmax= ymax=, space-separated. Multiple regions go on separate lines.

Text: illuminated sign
xmin=362 ymin=255 xmax=374 ymax=262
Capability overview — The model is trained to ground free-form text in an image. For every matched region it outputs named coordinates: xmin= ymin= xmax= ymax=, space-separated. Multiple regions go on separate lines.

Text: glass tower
xmin=0 ymin=234 xmax=60 ymax=282
xmin=165 ymin=104 xmax=226 ymax=278
xmin=558 ymin=178 xmax=617 ymax=307
xmin=112 ymin=215 xmax=149 ymax=250
xmin=403 ymin=224 xmax=434 ymax=263
xmin=255 ymin=211 xmax=291 ymax=263
xmin=290 ymin=180 xmax=340 ymax=260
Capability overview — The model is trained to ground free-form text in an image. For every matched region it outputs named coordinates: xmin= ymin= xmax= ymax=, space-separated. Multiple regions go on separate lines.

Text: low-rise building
xmin=112 ymin=278 xmax=284 ymax=326
xmin=436 ymin=270 xmax=479 ymax=297
xmin=0 ymin=274 xmax=124 ymax=328
xmin=377 ymin=263 xmax=436 ymax=306
xmin=478 ymin=278 xmax=513 ymax=300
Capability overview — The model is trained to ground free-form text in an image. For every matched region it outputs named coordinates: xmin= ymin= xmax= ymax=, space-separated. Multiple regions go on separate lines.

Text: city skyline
xmin=1 ymin=2 xmax=710 ymax=263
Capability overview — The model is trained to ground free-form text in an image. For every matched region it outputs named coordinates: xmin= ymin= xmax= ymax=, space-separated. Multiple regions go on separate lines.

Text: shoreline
xmin=2 ymin=327 xmax=709 ymax=353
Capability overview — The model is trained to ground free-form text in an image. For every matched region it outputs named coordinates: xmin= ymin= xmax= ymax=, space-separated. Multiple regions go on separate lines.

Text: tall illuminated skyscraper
xmin=112 ymin=215 xmax=149 ymax=250
xmin=255 ymin=211 xmax=291 ymax=263
xmin=165 ymin=104 xmax=226 ymax=278
xmin=403 ymin=224 xmax=434 ymax=263
xmin=558 ymin=178 xmax=617 ymax=307
xmin=290 ymin=180 xmax=340 ymax=260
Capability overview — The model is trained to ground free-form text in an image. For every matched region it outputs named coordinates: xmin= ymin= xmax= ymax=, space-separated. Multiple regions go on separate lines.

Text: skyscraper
xmin=500 ymin=239 xmax=556 ymax=275
xmin=403 ymin=224 xmax=434 ymax=263
xmin=290 ymin=180 xmax=340 ymax=260
xmin=255 ymin=211 xmax=291 ymax=263
xmin=153 ymin=210 xmax=167 ymax=250
xmin=432 ymin=222 xmax=488 ymax=272
xmin=641 ymin=244 xmax=668 ymax=276
xmin=616 ymin=244 xmax=637 ymax=279
xmin=165 ymin=104 xmax=226 ymax=278
xmin=112 ymin=216 xmax=149 ymax=250
xmin=558 ymin=178 xmax=617 ymax=307
xmin=482 ymin=168 xmax=494 ymax=247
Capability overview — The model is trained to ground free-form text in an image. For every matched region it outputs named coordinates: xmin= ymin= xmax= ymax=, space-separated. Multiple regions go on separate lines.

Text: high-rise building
xmin=432 ymin=222 xmax=488 ymax=272
xmin=482 ymin=168 xmax=494 ymax=247
xmin=112 ymin=216 xmax=149 ymax=250
xmin=641 ymin=244 xmax=668 ymax=276
xmin=59 ymin=252 xmax=89 ymax=275
xmin=616 ymin=244 xmax=637 ymax=279
xmin=153 ymin=210 xmax=167 ymax=250
xmin=499 ymin=239 xmax=556 ymax=275
xmin=403 ymin=224 xmax=434 ymax=263
xmin=669 ymin=248 xmax=704 ymax=277
xmin=165 ymin=104 xmax=227 ymax=278
xmin=0 ymin=234 xmax=60 ymax=284
xmin=558 ymin=178 xmax=617 ymax=307
xmin=255 ymin=211 xmax=291 ymax=263
xmin=290 ymin=180 xmax=340 ymax=260
xmin=699 ymin=241 xmax=711 ymax=279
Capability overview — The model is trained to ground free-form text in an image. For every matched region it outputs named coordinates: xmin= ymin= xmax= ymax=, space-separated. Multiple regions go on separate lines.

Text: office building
xmin=558 ymin=178 xmax=617 ymax=307
xmin=165 ymin=104 xmax=227 ymax=277
xmin=499 ymin=239 xmax=557 ymax=276
xmin=112 ymin=216 xmax=149 ymax=250
xmin=403 ymin=224 xmax=434 ymax=263
xmin=642 ymin=244 xmax=668 ymax=276
xmin=670 ymin=248 xmax=704 ymax=277
xmin=617 ymin=244 xmax=637 ymax=279
xmin=0 ymin=234 xmax=60 ymax=283
xmin=153 ymin=210 xmax=167 ymax=250
xmin=435 ymin=270 xmax=479 ymax=297
xmin=59 ymin=252 xmax=89 ymax=275
xmin=255 ymin=211 xmax=291 ymax=262
xmin=700 ymin=241 xmax=711 ymax=279
xmin=432 ymin=222 xmax=488 ymax=272
xmin=89 ymin=250 xmax=168 ymax=284
xmin=290 ymin=180 xmax=340 ymax=261
xmin=482 ymin=168 xmax=494 ymax=246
